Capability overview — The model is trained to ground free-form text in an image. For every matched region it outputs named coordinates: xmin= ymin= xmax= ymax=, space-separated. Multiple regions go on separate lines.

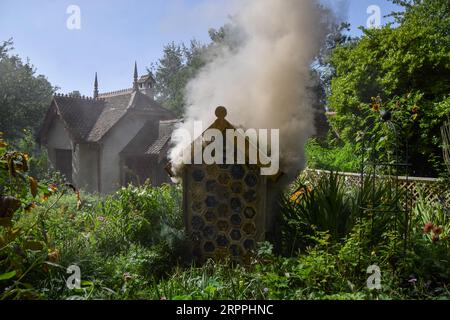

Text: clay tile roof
xmin=147 ymin=119 xmax=180 ymax=155
xmin=87 ymin=91 xmax=134 ymax=142
xmin=53 ymin=95 xmax=105 ymax=142
xmin=147 ymin=133 xmax=171 ymax=155
xmin=41 ymin=90 xmax=176 ymax=145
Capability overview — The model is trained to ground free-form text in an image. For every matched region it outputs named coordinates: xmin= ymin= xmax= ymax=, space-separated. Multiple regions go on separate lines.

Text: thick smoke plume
xmin=170 ymin=0 xmax=329 ymax=181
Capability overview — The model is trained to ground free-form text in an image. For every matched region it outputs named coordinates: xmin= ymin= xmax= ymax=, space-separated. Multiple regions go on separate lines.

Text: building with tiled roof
xmin=39 ymin=63 xmax=178 ymax=193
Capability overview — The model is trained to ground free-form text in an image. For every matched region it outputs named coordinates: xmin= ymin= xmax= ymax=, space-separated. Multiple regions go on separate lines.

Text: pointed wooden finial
xmin=215 ymin=106 xmax=227 ymax=120
xmin=133 ymin=61 xmax=139 ymax=91
xmin=93 ymin=72 xmax=99 ymax=99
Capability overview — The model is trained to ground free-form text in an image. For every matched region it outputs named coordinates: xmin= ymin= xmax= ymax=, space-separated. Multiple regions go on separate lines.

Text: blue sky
xmin=0 ymin=0 xmax=402 ymax=96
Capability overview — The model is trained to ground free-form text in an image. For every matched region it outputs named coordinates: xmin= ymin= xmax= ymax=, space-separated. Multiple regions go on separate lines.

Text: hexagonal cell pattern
xmin=192 ymin=201 xmax=203 ymax=214
xmin=243 ymin=222 xmax=257 ymax=235
xmin=216 ymin=234 xmax=229 ymax=247
xmin=217 ymin=203 xmax=229 ymax=218
xmin=203 ymin=225 xmax=217 ymax=240
xmin=217 ymin=172 xmax=230 ymax=185
xmin=230 ymin=197 xmax=242 ymax=213
xmin=231 ymin=165 xmax=245 ymax=179
xmin=192 ymin=215 xmax=205 ymax=231
xmin=191 ymin=184 xmax=204 ymax=200
xmin=205 ymin=196 xmax=218 ymax=208
xmin=244 ymin=207 xmax=256 ymax=219
xmin=231 ymin=181 xmax=243 ymax=193
xmin=206 ymin=165 xmax=219 ymax=177
xmin=230 ymin=214 xmax=242 ymax=226
xmin=243 ymin=190 xmax=257 ymax=203
xmin=187 ymin=164 xmax=263 ymax=263
xmin=230 ymin=229 xmax=242 ymax=241
xmin=205 ymin=210 xmax=217 ymax=222
xmin=217 ymin=220 xmax=230 ymax=232
xmin=216 ymin=185 xmax=230 ymax=200
xmin=206 ymin=180 xmax=218 ymax=193
xmin=244 ymin=173 xmax=258 ymax=187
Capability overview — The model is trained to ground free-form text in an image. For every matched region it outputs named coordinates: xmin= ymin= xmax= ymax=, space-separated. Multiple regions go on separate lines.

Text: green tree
xmin=153 ymin=41 xmax=206 ymax=116
xmin=0 ymin=39 xmax=54 ymax=140
xmin=327 ymin=0 xmax=450 ymax=177
xmin=68 ymin=90 xmax=81 ymax=98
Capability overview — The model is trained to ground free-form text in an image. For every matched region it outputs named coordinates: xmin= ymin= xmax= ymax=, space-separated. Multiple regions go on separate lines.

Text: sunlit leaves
xmin=327 ymin=0 xmax=450 ymax=176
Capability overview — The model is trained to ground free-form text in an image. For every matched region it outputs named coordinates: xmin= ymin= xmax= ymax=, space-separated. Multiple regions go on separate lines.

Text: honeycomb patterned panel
xmin=186 ymin=164 xmax=264 ymax=263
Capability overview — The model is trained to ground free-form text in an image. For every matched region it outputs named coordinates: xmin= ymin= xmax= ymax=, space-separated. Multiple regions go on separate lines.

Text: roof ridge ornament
xmin=215 ymin=106 xmax=227 ymax=120
xmin=98 ymin=88 xmax=133 ymax=97
xmin=211 ymin=106 xmax=233 ymax=131
xmin=93 ymin=72 xmax=99 ymax=99
xmin=133 ymin=61 xmax=139 ymax=91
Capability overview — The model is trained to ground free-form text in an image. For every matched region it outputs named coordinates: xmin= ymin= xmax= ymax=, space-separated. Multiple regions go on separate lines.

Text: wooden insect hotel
xmin=167 ymin=106 xmax=282 ymax=263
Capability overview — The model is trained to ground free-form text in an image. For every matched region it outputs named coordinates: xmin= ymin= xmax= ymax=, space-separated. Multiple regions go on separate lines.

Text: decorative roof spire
xmin=133 ymin=61 xmax=139 ymax=91
xmin=93 ymin=72 xmax=99 ymax=99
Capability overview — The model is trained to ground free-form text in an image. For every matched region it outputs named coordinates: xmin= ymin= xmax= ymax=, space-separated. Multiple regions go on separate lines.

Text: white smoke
xmin=169 ymin=0 xmax=330 ymax=181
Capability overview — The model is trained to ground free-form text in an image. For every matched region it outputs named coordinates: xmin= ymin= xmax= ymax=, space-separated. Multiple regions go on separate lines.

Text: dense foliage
xmin=1 ymin=135 xmax=449 ymax=300
xmin=0 ymin=39 xmax=54 ymax=140
xmin=1 ymin=132 xmax=187 ymax=299
xmin=312 ymin=0 xmax=450 ymax=177
xmin=152 ymin=41 xmax=206 ymax=116
xmin=305 ymin=138 xmax=360 ymax=172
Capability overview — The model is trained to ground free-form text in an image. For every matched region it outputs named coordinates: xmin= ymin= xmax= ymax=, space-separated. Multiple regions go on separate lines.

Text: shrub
xmin=0 ymin=133 xmax=79 ymax=299
xmin=280 ymin=171 xmax=353 ymax=254
xmin=305 ymin=138 xmax=359 ymax=172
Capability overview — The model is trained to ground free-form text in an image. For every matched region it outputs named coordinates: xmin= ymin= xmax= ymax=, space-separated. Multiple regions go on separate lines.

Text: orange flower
xmin=290 ymin=188 xmax=305 ymax=204
xmin=47 ymin=249 xmax=60 ymax=262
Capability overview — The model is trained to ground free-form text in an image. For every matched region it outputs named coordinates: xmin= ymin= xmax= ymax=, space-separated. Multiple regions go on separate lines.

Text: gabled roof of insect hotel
xmin=167 ymin=106 xmax=283 ymax=181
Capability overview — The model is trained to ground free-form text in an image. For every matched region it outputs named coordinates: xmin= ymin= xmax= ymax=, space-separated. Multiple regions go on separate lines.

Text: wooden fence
xmin=302 ymin=169 xmax=449 ymax=207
